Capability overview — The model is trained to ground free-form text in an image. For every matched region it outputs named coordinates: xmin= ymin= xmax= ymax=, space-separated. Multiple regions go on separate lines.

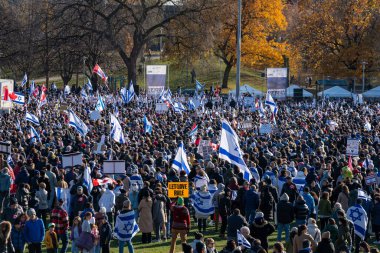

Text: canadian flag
xmin=39 ymin=91 xmax=47 ymax=107
xmin=92 ymin=64 xmax=108 ymax=82
xmin=32 ymin=86 xmax=39 ymax=98
xmin=92 ymin=177 xmax=117 ymax=187
xmin=41 ymin=84 xmax=47 ymax=92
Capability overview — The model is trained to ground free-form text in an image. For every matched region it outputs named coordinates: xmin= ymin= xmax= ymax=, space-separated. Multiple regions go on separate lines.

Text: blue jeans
xmin=118 ymin=241 xmax=134 ymax=253
xmin=296 ymin=219 xmax=306 ymax=226
xmin=94 ymin=244 xmax=101 ymax=253
xmin=245 ymin=209 xmax=256 ymax=224
xmin=57 ymin=233 xmax=68 ymax=253
xmin=277 ymin=223 xmax=290 ymax=242
xmin=71 ymin=239 xmax=79 ymax=253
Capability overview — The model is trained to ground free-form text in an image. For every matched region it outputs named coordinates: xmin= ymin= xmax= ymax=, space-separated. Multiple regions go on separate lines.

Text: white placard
xmin=146 ymin=65 xmax=167 ymax=75
xmin=62 ymin=153 xmax=83 ymax=168
xmin=155 ymin=103 xmax=169 ymax=114
xmin=89 ymin=110 xmax=101 ymax=121
xmin=239 ymin=121 xmax=253 ymax=129
xmin=346 ymin=138 xmax=360 ymax=156
xmin=0 ymin=142 xmax=11 ymax=155
xmin=197 ymin=140 xmax=213 ymax=160
xmin=259 ymin=124 xmax=272 ymax=134
xmin=103 ymin=161 xmax=126 ymax=174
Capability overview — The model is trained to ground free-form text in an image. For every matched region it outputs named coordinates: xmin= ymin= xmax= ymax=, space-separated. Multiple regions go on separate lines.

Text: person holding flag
xmin=347 ymin=199 xmax=368 ymax=253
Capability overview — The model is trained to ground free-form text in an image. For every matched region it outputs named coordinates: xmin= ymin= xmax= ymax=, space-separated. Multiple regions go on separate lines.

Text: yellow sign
xmin=168 ymin=182 xmax=189 ymax=198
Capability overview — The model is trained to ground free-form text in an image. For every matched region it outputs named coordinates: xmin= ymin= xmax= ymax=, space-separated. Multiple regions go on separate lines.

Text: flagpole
xmin=236 ymin=0 xmax=242 ymax=102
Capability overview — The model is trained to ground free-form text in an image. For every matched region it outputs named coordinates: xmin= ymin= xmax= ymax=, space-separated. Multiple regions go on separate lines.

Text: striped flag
xmin=93 ymin=64 xmax=108 ymax=82
xmin=93 ymin=177 xmax=117 ymax=187
xmin=172 ymin=141 xmax=190 ymax=174
xmin=26 ymin=112 xmax=40 ymax=126
xmin=21 ymin=73 xmax=28 ymax=87
xmin=30 ymin=126 xmax=41 ymax=142
xmin=68 ymin=110 xmax=88 ymax=136
xmin=237 ymin=229 xmax=251 ymax=249
xmin=55 ymin=187 xmax=71 ymax=212
xmin=191 ymin=191 xmax=214 ymax=216
xmin=83 ymin=166 xmax=93 ymax=192
xmin=95 ymin=94 xmax=105 ymax=112
xmin=114 ymin=210 xmax=139 ymax=241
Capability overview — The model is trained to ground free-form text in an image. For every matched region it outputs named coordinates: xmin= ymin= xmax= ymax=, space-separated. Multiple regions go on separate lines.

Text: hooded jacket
xmin=316 ymin=237 xmax=335 ymax=253
xmin=294 ymin=199 xmax=309 ymax=220
xmin=212 ymin=183 xmax=225 ymax=208
xmin=0 ymin=222 xmax=14 ymax=253
xmin=0 ymin=171 xmax=11 ymax=192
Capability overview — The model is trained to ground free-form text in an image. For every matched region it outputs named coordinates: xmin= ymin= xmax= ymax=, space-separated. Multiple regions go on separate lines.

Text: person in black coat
xmin=249 ymin=212 xmax=275 ymax=251
xmin=99 ymin=218 xmax=112 ymax=253
xmin=219 ymin=188 xmax=232 ymax=238
xmin=316 ymin=231 xmax=335 ymax=253
xmin=294 ymin=196 xmax=309 ymax=226
xmin=276 ymin=193 xmax=294 ymax=242
xmin=280 ymin=176 xmax=299 ymax=203
xmin=0 ymin=221 xmax=15 ymax=253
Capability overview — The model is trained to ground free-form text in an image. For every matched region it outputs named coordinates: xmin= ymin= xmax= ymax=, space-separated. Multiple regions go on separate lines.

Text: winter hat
xmin=308 ymin=218 xmax=316 ymax=225
xmin=99 ymin=207 xmax=107 ymax=214
xmin=27 ymin=208 xmax=36 ymax=216
xmin=10 ymin=197 xmax=18 ymax=205
xmin=48 ymin=223 xmax=55 ymax=228
xmin=255 ymin=212 xmax=264 ymax=219
xmin=177 ymin=197 xmax=184 ymax=206
xmin=280 ymin=193 xmax=289 ymax=201
xmin=322 ymin=231 xmax=330 ymax=239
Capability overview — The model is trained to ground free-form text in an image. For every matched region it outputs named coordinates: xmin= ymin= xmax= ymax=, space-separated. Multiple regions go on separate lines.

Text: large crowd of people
xmin=0 ymin=84 xmax=379 ymax=253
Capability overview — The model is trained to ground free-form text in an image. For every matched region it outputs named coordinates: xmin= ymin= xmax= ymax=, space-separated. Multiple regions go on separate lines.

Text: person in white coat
xmin=99 ymin=184 xmax=116 ymax=226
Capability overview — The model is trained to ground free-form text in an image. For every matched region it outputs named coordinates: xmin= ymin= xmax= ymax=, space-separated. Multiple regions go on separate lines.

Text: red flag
xmin=3 ymin=87 xmax=9 ymax=101
xmin=32 ymin=86 xmax=39 ymax=97
xmin=39 ymin=91 xmax=47 ymax=107
xmin=92 ymin=177 xmax=117 ymax=187
xmin=92 ymin=64 xmax=108 ymax=82
xmin=41 ymin=84 xmax=47 ymax=92
xmin=8 ymin=167 xmax=16 ymax=194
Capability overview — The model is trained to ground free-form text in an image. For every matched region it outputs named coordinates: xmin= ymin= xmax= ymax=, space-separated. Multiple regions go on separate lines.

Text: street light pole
xmin=362 ymin=61 xmax=367 ymax=93
xmin=236 ymin=0 xmax=242 ymax=101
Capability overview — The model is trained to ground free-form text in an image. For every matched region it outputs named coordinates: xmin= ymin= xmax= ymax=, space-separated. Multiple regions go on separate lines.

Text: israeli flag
xmin=265 ymin=92 xmax=278 ymax=114
xmin=120 ymin=87 xmax=127 ymax=104
xmin=114 ymin=210 xmax=139 ymax=242
xmin=219 ymin=119 xmax=252 ymax=181
xmin=64 ymin=85 xmax=71 ymax=95
xmin=7 ymin=155 xmax=14 ymax=168
xmin=173 ymin=102 xmax=186 ymax=113
xmin=195 ymin=80 xmax=205 ymax=91
xmin=30 ymin=126 xmax=40 ymax=142
xmin=347 ymin=204 xmax=368 ymax=240
xmin=250 ymin=167 xmax=260 ymax=182
xmin=126 ymin=81 xmax=135 ymax=104
xmin=191 ymin=191 xmax=214 ymax=217
xmin=55 ymin=187 xmax=71 ymax=212
xmin=29 ymin=81 xmax=35 ymax=95
xmin=358 ymin=189 xmax=371 ymax=201
xmin=15 ymin=120 xmax=21 ymax=131
xmin=172 ymin=142 xmax=191 ymax=174
xmin=143 ymin=115 xmax=152 ymax=134
xmin=26 ymin=112 xmax=40 ymax=126
xmin=68 ymin=110 xmax=89 ymax=136
xmin=86 ymin=78 xmax=93 ymax=90
xmin=12 ymin=93 xmax=25 ymax=105
xmin=237 ymin=230 xmax=251 ymax=249
xmin=95 ymin=95 xmax=105 ymax=112
xmin=259 ymin=101 xmax=266 ymax=118
xmin=21 ymin=73 xmax=28 ymax=87
xmin=110 ymin=114 xmax=126 ymax=144
xmin=81 ymin=88 xmax=88 ymax=99
xmin=293 ymin=177 xmax=306 ymax=194
xmin=83 ymin=166 xmax=93 ymax=192
xmin=188 ymin=99 xmax=196 ymax=110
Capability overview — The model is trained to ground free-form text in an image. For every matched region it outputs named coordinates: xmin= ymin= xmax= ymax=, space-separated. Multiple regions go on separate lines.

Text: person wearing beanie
xmin=169 ymin=197 xmax=191 ymax=253
xmin=307 ymin=218 xmax=321 ymax=243
xmin=1 ymin=197 xmax=23 ymax=225
xmin=24 ymin=208 xmax=45 ymax=253
xmin=316 ymin=231 xmax=335 ymax=253
xmin=249 ymin=211 xmax=275 ymax=251
xmin=44 ymin=223 xmax=59 ymax=253
xmin=277 ymin=193 xmax=294 ymax=242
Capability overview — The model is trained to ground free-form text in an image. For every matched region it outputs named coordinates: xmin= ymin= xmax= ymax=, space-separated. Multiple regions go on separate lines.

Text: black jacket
xmin=294 ymin=199 xmax=309 ymax=220
xmin=277 ymin=200 xmax=294 ymax=224
xmin=99 ymin=222 xmax=112 ymax=246
xmin=0 ymin=239 xmax=15 ymax=253
xmin=316 ymin=238 xmax=335 ymax=253
xmin=249 ymin=220 xmax=275 ymax=250
xmin=218 ymin=195 xmax=232 ymax=216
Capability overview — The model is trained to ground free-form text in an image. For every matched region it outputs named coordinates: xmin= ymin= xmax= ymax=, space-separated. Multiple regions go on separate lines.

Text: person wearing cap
xmin=277 ymin=193 xmax=294 ymax=242
xmin=281 ymin=176 xmax=299 ymax=204
xmin=249 ymin=211 xmax=275 ymax=251
xmin=69 ymin=186 xmax=88 ymax=224
xmin=1 ymin=197 xmax=23 ymax=225
xmin=51 ymin=199 xmax=69 ymax=253
xmin=24 ymin=208 xmax=45 ymax=253
xmin=169 ymin=197 xmax=191 ymax=253
xmin=44 ymin=223 xmax=59 ymax=253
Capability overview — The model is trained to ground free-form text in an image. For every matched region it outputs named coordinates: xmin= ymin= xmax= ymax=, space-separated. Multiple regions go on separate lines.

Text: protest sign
xmin=62 ymin=153 xmax=83 ymax=167
xmin=168 ymin=182 xmax=189 ymax=198
xmin=346 ymin=138 xmax=360 ymax=156
xmin=103 ymin=160 xmax=126 ymax=174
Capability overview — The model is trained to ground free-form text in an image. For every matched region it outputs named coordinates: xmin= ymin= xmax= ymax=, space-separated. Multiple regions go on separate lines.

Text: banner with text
xmin=146 ymin=65 xmax=167 ymax=96
xmin=267 ymin=68 xmax=288 ymax=99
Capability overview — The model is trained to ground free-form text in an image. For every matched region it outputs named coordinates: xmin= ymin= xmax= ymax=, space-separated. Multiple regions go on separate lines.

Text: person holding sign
xmin=169 ymin=197 xmax=190 ymax=253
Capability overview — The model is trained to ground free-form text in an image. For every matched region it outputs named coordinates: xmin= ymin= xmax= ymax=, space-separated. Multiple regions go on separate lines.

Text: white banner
xmin=346 ymin=138 xmax=360 ymax=156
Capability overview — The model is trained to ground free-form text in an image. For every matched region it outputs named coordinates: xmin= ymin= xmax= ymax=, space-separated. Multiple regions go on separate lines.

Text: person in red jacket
xmin=169 ymin=197 xmax=191 ymax=253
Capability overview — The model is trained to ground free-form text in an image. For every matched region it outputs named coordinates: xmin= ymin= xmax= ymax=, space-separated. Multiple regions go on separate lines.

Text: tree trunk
xmin=222 ymin=63 xmax=233 ymax=89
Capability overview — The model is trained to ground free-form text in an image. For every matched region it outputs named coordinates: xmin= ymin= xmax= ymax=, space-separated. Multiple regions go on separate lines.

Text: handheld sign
xmin=168 ymin=182 xmax=189 ymax=198
xmin=0 ymin=142 xmax=11 ymax=155
xmin=103 ymin=160 xmax=125 ymax=174
xmin=346 ymin=138 xmax=360 ymax=156
xmin=365 ymin=175 xmax=377 ymax=185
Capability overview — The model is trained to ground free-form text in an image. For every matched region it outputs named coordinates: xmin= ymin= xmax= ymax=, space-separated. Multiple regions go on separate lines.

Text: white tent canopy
xmin=317 ymin=86 xmax=354 ymax=98
xmin=229 ymin=84 xmax=264 ymax=97
xmin=286 ymin=84 xmax=313 ymax=98
xmin=362 ymin=86 xmax=380 ymax=98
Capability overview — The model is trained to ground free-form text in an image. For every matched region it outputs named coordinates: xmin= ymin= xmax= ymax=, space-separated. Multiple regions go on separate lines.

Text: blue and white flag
xmin=143 ymin=115 xmax=152 ymax=134
xmin=83 ymin=166 xmax=93 ymax=192
xmin=110 ymin=114 xmax=126 ymax=144
xmin=250 ymin=167 xmax=260 ymax=183
xmin=7 ymin=155 xmax=14 ymax=168
xmin=15 ymin=120 xmax=21 ymax=131
xmin=21 ymin=73 xmax=28 ymax=87
xmin=68 ymin=110 xmax=89 ymax=136
xmin=259 ymin=101 xmax=266 ymax=118
xmin=26 ymin=112 xmax=40 ymax=126
xmin=265 ymin=92 xmax=278 ymax=114
xmin=188 ymin=99 xmax=196 ymax=110
xmin=191 ymin=191 xmax=214 ymax=217
xmin=358 ymin=189 xmax=371 ymax=201
xmin=55 ymin=187 xmax=71 ymax=212
xmin=120 ymin=87 xmax=127 ymax=104
xmin=347 ymin=204 xmax=368 ymax=240
xmin=86 ymin=78 xmax=93 ymax=90
xmin=237 ymin=229 xmax=251 ymax=249
xmin=125 ymin=81 xmax=135 ymax=104
xmin=64 ymin=85 xmax=71 ymax=96
xmin=30 ymin=126 xmax=40 ymax=142
xmin=81 ymin=88 xmax=88 ymax=99
xmin=293 ymin=176 xmax=306 ymax=194
xmin=114 ymin=210 xmax=139 ymax=242
xmin=173 ymin=102 xmax=186 ymax=113
xmin=29 ymin=81 xmax=35 ymax=95
xmin=219 ymin=119 xmax=252 ymax=181
xmin=195 ymin=80 xmax=205 ymax=91
xmin=172 ymin=142 xmax=191 ymax=174
xmin=95 ymin=94 xmax=105 ymax=112
xmin=12 ymin=93 xmax=25 ymax=105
